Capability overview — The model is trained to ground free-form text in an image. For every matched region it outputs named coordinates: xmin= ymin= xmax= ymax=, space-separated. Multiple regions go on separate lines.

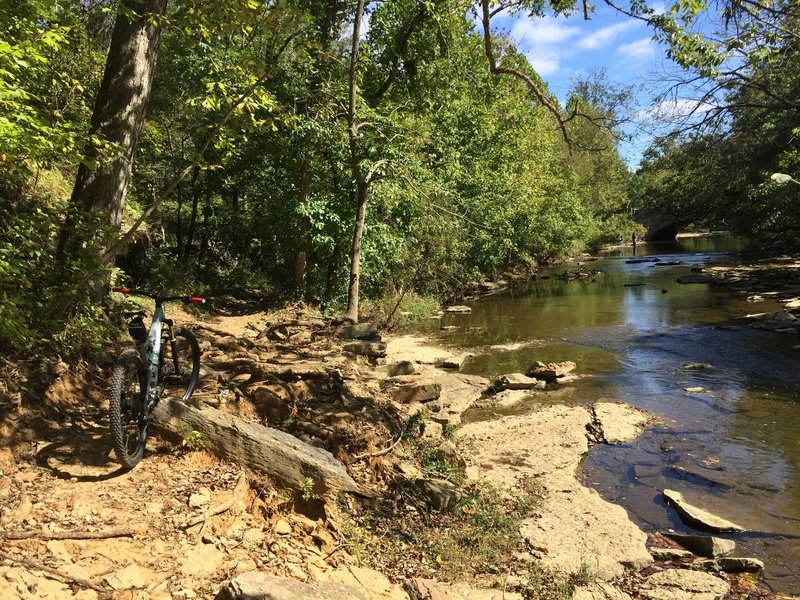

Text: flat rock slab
xmin=494 ymin=373 xmax=545 ymax=391
xmin=427 ymin=374 xmax=490 ymax=427
xmin=458 ymin=406 xmax=652 ymax=580
xmin=573 ymin=582 xmax=632 ymax=600
xmin=385 ymin=336 xmax=454 ymax=365
xmin=215 ymin=572 xmax=368 ymax=600
xmin=405 ymin=578 xmax=524 ymax=600
xmin=592 ymin=401 xmax=653 ymax=444
xmin=319 ymin=565 xmax=409 ymax=600
xmin=639 ymin=569 xmax=729 ymax=600
xmin=663 ymin=490 xmax=745 ymax=532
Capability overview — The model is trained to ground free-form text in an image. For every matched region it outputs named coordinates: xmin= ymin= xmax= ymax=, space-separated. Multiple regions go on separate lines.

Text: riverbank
xmin=1 ymin=294 xmax=785 ymax=599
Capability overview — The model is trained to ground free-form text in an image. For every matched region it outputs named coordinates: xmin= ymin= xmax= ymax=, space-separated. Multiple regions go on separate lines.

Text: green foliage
xmin=178 ymin=426 xmax=206 ymax=450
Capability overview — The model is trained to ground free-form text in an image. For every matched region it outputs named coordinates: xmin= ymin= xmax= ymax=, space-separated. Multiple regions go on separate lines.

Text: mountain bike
xmin=109 ymin=288 xmax=205 ymax=469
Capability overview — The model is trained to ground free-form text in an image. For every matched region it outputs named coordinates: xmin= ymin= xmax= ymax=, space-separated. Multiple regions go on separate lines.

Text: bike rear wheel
xmin=160 ymin=327 xmax=200 ymax=402
xmin=109 ymin=349 xmax=148 ymax=469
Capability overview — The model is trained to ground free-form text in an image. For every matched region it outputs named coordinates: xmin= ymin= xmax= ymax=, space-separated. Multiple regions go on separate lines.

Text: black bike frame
xmin=140 ymin=302 xmax=165 ymax=409
xmin=114 ymin=288 xmax=202 ymax=411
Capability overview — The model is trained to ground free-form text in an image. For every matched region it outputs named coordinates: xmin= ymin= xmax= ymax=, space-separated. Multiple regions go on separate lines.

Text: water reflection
xmin=435 ymin=236 xmax=800 ymax=593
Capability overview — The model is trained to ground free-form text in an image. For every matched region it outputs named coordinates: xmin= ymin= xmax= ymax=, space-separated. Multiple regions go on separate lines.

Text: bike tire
xmin=109 ymin=349 xmax=148 ymax=469
xmin=160 ymin=327 xmax=201 ymax=403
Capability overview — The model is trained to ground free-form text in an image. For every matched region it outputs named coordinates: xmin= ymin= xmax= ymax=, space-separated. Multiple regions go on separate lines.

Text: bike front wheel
xmin=109 ymin=349 xmax=148 ymax=469
xmin=160 ymin=327 xmax=201 ymax=403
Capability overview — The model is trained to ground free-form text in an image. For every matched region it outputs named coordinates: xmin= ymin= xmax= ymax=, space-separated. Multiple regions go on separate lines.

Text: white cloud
xmin=508 ymin=16 xmax=581 ymax=76
xmin=526 ymin=52 xmax=561 ymax=76
xmin=577 ymin=21 xmax=639 ymax=50
xmin=617 ymin=38 xmax=655 ymax=60
xmin=510 ymin=16 xmax=581 ymax=47
xmin=642 ymin=98 xmax=717 ymax=121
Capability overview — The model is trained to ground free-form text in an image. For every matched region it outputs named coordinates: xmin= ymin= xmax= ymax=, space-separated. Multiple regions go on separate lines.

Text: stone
xmin=695 ymin=557 xmax=764 ymax=573
xmin=405 ymin=578 xmax=452 ymax=600
xmin=421 ymin=420 xmax=444 ymax=441
xmin=493 ymin=373 xmax=545 ymax=391
xmin=343 ymin=341 xmax=388 ymax=358
xmin=393 ymin=381 xmax=442 ymax=404
xmin=378 ymin=361 xmax=419 ymax=377
xmin=459 ymin=406 xmax=653 ymax=580
xmin=437 ymin=355 xmax=469 ymax=370
xmin=661 ymin=532 xmax=736 ymax=558
xmin=684 ymin=362 xmax=713 ymax=370
xmin=104 ymin=563 xmax=160 ymax=590
xmin=677 ymin=274 xmax=716 ymax=284
xmin=444 ymin=305 xmax=472 ymax=314
xmin=494 ymin=390 xmax=533 ymax=408
xmin=189 ymin=487 xmax=212 ymax=508
xmin=525 ymin=361 xmax=576 ymax=382
xmin=450 ymin=583 xmax=524 ymax=599
xmin=649 ymin=547 xmax=694 ymax=561
xmin=426 ymin=374 xmax=489 ymax=428
xmin=273 ymin=518 xmax=292 ymax=535
xmin=180 ymin=544 xmax=226 ymax=577
xmin=662 ymin=490 xmax=745 ymax=532
xmin=340 ymin=322 xmax=379 ymax=340
xmin=592 ymin=402 xmax=652 ymax=444
xmin=573 ymin=582 xmax=632 ymax=600
xmin=639 ymin=568 xmax=729 ymax=600
xmin=417 ymin=478 xmax=462 ymax=512
xmin=215 ymin=572 xmax=368 ymax=600
xmin=321 ymin=566 xmax=409 ymax=600
xmin=433 ymin=440 xmax=467 ymax=474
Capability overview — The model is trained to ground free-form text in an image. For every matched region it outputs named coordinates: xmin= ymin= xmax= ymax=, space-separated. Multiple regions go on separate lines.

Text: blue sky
xmin=486 ymin=3 xmax=675 ymax=167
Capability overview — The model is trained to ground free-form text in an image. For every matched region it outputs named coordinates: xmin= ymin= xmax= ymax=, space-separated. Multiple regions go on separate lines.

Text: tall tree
xmin=55 ymin=0 xmax=169 ymax=297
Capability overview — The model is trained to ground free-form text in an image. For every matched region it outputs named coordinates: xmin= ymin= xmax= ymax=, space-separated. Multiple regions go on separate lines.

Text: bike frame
xmin=114 ymin=288 xmax=203 ymax=413
xmin=139 ymin=302 xmax=165 ymax=411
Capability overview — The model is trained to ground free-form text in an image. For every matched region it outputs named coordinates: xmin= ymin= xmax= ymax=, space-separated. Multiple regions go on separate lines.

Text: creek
xmin=427 ymin=235 xmax=800 ymax=594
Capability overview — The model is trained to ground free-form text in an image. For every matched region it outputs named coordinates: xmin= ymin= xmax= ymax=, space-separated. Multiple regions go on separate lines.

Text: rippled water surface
xmin=428 ymin=236 xmax=800 ymax=593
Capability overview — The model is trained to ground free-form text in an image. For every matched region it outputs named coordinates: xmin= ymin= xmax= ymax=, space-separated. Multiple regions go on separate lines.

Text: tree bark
xmin=56 ymin=0 xmax=168 ymax=296
xmin=343 ymin=0 xmax=368 ymax=323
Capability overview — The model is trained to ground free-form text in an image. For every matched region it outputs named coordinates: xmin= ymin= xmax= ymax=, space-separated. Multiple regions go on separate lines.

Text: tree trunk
xmin=183 ymin=165 xmax=201 ymax=260
xmin=56 ymin=0 xmax=168 ymax=297
xmin=293 ymin=156 xmax=311 ymax=294
xmin=343 ymin=0 xmax=368 ymax=323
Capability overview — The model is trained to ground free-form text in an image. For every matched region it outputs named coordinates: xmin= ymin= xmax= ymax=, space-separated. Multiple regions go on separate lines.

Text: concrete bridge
xmin=636 ymin=210 xmax=694 ymax=242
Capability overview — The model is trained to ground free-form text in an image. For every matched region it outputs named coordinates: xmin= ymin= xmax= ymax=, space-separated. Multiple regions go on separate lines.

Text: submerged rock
xmin=662 ymin=489 xmax=745 ymax=533
xmin=444 ymin=305 xmax=472 ymax=314
xmin=662 ymin=532 xmax=735 ymax=558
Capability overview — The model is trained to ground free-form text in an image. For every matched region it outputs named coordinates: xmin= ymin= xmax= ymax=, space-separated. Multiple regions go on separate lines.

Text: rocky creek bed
xmin=0 ymin=287 xmax=792 ymax=599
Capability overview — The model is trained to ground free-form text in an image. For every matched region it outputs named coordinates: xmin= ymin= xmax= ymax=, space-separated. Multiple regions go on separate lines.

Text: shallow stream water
xmin=427 ymin=236 xmax=800 ymax=594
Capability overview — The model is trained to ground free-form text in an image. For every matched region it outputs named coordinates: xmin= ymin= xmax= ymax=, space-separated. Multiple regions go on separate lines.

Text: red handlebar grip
xmin=112 ymin=287 xmax=130 ymax=294
xmin=188 ymin=297 xmax=205 ymax=304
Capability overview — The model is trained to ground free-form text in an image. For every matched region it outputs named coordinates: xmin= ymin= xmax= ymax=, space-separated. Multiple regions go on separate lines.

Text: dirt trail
xmin=0 ymin=308 xmax=379 ymax=599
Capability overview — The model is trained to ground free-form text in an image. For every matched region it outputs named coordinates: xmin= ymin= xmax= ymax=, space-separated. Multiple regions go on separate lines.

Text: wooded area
xmin=2 ymin=0 xmax=798 ymax=356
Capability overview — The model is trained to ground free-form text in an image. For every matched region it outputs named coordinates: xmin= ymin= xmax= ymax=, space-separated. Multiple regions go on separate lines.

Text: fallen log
xmin=152 ymin=398 xmax=365 ymax=496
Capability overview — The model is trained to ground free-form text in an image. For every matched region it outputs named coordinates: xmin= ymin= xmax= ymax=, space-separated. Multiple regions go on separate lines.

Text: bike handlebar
xmin=112 ymin=288 xmax=206 ymax=304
